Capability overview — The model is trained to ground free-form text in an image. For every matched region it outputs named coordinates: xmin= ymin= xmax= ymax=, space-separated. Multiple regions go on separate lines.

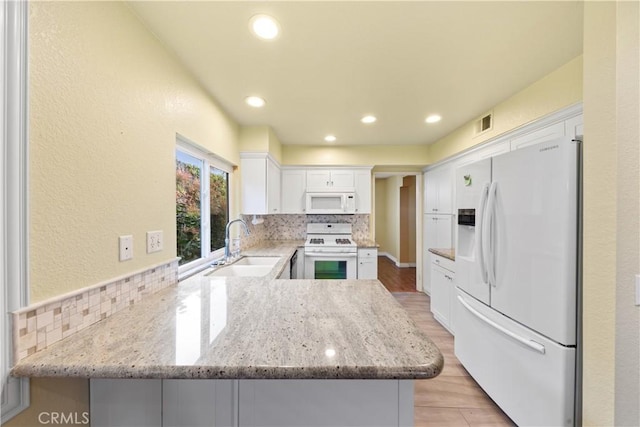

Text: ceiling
xmin=127 ymin=1 xmax=583 ymax=146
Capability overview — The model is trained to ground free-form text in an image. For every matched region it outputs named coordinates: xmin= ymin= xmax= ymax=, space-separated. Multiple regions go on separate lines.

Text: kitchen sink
xmin=233 ymin=256 xmax=281 ymax=266
xmin=207 ymin=264 xmax=274 ymax=277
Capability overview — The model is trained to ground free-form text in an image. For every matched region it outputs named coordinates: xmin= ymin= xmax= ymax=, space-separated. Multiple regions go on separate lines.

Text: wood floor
xmin=377 ymin=256 xmax=417 ymax=292
xmin=377 ymin=257 xmax=515 ymax=427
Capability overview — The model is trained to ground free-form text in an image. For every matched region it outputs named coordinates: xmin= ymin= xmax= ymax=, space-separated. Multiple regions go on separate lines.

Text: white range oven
xmin=304 ymin=223 xmax=357 ymax=280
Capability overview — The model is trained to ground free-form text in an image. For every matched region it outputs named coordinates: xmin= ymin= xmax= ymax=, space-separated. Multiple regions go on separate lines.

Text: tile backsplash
xmin=241 ymin=214 xmax=370 ymax=245
xmin=12 ymin=259 xmax=178 ymax=363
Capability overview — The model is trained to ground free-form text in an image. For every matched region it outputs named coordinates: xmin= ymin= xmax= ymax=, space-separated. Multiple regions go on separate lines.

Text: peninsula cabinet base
xmin=90 ymin=378 xmax=414 ymax=427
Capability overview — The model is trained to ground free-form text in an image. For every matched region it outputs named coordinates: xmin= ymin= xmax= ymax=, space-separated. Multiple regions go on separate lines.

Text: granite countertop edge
xmin=11 ymin=363 xmax=442 ymax=380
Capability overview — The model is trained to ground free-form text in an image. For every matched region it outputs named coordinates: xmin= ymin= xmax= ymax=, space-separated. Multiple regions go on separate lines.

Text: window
xmin=176 ymin=137 xmax=231 ymax=273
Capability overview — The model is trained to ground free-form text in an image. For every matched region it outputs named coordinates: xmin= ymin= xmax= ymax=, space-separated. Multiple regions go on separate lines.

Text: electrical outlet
xmin=119 ymin=235 xmax=133 ymax=261
xmin=146 ymin=230 xmax=163 ymax=253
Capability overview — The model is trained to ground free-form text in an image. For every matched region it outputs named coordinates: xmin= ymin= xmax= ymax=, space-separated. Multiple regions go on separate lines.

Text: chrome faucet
xmin=224 ymin=218 xmax=251 ymax=261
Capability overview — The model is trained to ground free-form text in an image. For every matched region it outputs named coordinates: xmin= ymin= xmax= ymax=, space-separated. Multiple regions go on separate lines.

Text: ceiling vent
xmin=474 ymin=112 xmax=493 ymax=136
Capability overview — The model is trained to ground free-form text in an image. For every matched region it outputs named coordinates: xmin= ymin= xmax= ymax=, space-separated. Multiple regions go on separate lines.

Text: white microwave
xmin=305 ymin=192 xmax=356 ymax=214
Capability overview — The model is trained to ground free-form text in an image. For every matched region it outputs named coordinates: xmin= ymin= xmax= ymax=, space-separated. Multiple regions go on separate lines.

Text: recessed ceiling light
xmin=324 ymin=135 xmax=337 ymax=143
xmin=425 ymin=114 xmax=442 ymax=124
xmin=361 ymin=115 xmax=377 ymax=124
xmin=249 ymin=14 xmax=280 ymax=40
xmin=245 ymin=96 xmax=266 ymax=108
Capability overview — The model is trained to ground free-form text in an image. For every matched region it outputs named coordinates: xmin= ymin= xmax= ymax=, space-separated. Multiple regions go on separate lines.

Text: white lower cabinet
xmin=90 ymin=379 xmax=162 ymax=427
xmin=238 ymin=380 xmax=413 ymax=427
xmin=163 ymin=380 xmax=236 ymax=427
xmin=430 ymin=255 xmax=455 ymax=334
xmin=91 ymin=379 xmax=234 ymax=427
xmin=357 ymin=248 xmax=378 ymax=279
xmin=423 ymin=214 xmax=452 ymax=294
xmin=91 ymin=378 xmax=414 ymax=427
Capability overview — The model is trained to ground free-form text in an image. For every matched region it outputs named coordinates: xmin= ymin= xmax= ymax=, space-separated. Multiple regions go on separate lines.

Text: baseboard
xmin=398 ymin=262 xmax=417 ymax=268
xmin=379 ymin=252 xmax=398 ymax=266
xmin=379 ymin=253 xmax=415 ymax=268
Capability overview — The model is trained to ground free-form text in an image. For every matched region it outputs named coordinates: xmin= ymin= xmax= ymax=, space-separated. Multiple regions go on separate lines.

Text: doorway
xmin=373 ymin=173 xmax=420 ymax=292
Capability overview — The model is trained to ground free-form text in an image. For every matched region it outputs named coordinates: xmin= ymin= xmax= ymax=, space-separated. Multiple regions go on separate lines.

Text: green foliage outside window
xmin=176 ymin=159 xmax=229 ymax=266
xmin=209 ymin=169 xmax=228 ymax=251
xmin=176 ymin=161 xmax=201 ymax=265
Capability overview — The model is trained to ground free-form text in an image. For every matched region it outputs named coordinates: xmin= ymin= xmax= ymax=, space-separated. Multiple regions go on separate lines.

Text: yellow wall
xmin=8 ymin=3 xmax=241 ymax=425
xmin=582 ymin=4 xmax=616 ymax=424
xmin=238 ymin=126 xmax=283 ymax=164
xmin=28 ymin=1 xmax=240 ymax=304
xmin=282 ymin=144 xmax=428 ymax=166
xmin=268 ymin=127 xmax=283 ymax=164
xmin=239 ymin=126 xmax=270 ymax=152
xmin=374 ymin=179 xmax=389 ymax=254
xmin=582 ymin=1 xmax=640 ymax=425
xmin=428 ymin=55 xmax=583 ymax=163
xmin=612 ymin=2 xmax=640 ymax=424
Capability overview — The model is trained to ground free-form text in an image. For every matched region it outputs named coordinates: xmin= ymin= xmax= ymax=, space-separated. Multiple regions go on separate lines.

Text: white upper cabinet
xmin=281 ymin=169 xmax=307 ymax=214
xmin=242 ymin=161 xmax=371 ymax=215
xmin=354 ymin=170 xmax=372 ymax=213
xmin=267 ymin=158 xmax=281 ymax=214
xmin=565 ymin=115 xmax=584 ymax=139
xmin=424 ymin=166 xmax=453 ymax=214
xmin=424 ymin=214 xmax=453 ymax=250
xmin=510 ymin=121 xmax=565 ymax=151
xmin=241 ymin=153 xmax=281 ymax=215
xmin=306 ymin=169 xmax=355 ymax=190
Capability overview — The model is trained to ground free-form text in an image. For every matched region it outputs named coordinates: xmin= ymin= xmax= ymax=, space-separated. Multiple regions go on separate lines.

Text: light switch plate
xmin=636 ymin=274 xmax=640 ymax=306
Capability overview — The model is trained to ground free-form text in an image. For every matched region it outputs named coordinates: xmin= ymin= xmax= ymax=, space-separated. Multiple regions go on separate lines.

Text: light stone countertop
xmin=11 ymin=240 xmax=443 ymax=380
xmin=353 ymin=238 xmax=379 ymax=248
xmin=428 ymin=248 xmax=456 ymax=262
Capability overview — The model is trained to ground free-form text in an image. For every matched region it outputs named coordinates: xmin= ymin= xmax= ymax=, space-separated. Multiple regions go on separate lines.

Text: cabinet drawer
xmin=358 ymin=248 xmax=378 ymax=259
xmin=431 ymin=254 xmax=455 ymax=273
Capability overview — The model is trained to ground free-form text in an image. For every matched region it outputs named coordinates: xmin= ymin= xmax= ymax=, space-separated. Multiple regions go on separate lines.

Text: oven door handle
xmin=305 ymin=253 xmax=358 ymax=258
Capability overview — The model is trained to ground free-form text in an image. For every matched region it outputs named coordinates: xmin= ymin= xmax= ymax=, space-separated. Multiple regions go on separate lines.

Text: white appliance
xmin=305 ymin=192 xmax=356 ymax=215
xmin=454 ymin=137 xmax=580 ymax=427
xmin=304 ymin=223 xmax=357 ymax=279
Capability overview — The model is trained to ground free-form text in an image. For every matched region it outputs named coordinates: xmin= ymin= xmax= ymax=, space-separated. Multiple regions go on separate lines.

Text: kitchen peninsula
xmin=11 ymin=241 xmax=443 ymax=426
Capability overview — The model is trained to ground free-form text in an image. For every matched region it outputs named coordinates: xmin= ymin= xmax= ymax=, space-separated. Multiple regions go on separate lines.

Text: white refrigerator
xmin=454 ymin=137 xmax=580 ymax=426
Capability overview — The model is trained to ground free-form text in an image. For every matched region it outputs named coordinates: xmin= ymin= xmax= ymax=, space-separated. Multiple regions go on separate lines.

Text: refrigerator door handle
xmin=483 ymin=181 xmax=498 ymax=287
xmin=457 ymin=295 xmax=546 ymax=354
xmin=476 ymin=183 xmax=490 ymax=284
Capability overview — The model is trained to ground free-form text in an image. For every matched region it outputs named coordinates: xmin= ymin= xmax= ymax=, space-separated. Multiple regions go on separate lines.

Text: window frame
xmin=2 ymin=0 xmax=30 ymax=422
xmin=176 ymin=135 xmax=233 ymax=279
